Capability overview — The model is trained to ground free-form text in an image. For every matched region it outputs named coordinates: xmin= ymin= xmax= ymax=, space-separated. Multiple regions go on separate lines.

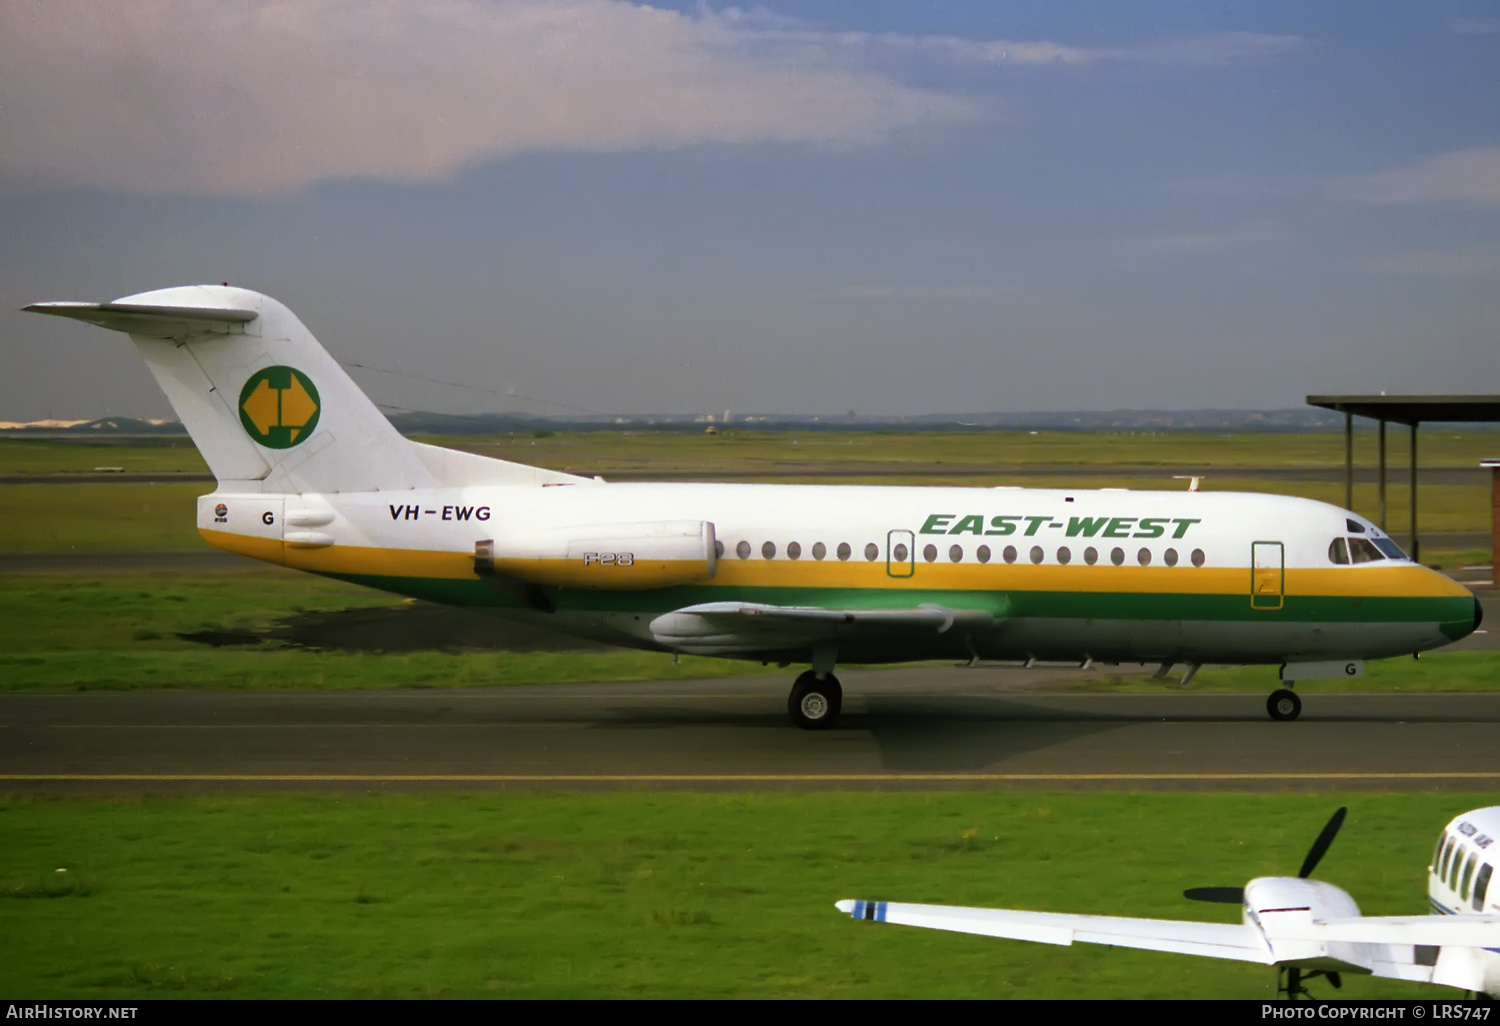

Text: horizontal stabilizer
xmin=26 ymin=301 xmax=258 ymax=338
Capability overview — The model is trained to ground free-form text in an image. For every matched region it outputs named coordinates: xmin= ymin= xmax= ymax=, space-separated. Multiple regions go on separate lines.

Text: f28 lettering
xmin=920 ymin=513 xmax=1200 ymax=540
xmin=582 ymin=552 xmax=635 ymax=567
xmin=388 ymin=504 xmax=490 ymax=522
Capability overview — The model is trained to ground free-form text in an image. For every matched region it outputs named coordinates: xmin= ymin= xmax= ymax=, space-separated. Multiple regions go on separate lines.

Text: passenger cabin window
xmin=786 ymin=541 xmax=801 ymax=560
xmin=976 ymin=545 xmax=991 ymax=564
xmin=1329 ymin=538 xmax=1350 ymax=565
xmin=1348 ymin=538 xmax=1385 ymax=564
xmin=812 ymin=542 xmax=826 ymax=560
xmin=836 ymin=542 xmax=851 ymax=561
xmin=1191 ymin=548 xmax=1206 ymax=567
xmin=1476 ymin=863 xmax=1494 ymax=910
xmin=864 ymin=543 xmax=879 ymax=561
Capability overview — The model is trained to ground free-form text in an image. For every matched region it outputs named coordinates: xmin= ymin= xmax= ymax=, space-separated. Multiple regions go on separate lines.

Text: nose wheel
xmin=789 ymin=671 xmax=842 ymax=730
xmin=1267 ymin=688 xmax=1302 ymax=722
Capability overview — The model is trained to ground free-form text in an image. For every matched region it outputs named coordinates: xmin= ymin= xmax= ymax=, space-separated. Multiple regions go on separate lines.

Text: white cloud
xmin=0 ymin=0 xmax=977 ymax=198
xmin=0 ymin=3 xmax=1310 ymax=199
xmin=1125 ymin=220 xmax=1286 ymax=255
xmin=1329 ymin=148 xmax=1500 ymax=207
xmin=825 ymin=29 xmax=1304 ymax=67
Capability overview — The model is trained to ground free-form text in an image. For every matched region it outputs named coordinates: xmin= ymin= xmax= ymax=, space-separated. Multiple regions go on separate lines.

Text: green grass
xmin=0 ymin=483 xmax=205 ymax=551
xmin=0 ymin=792 xmax=1473 ymax=999
xmin=1 ymin=569 xmax=1496 ymax=693
xmin=0 ymin=570 xmax=781 ymax=692
xmin=0 ymin=476 xmax=1491 ymax=553
xmin=0 ymin=437 xmax=207 ymax=475
xmin=8 ymin=427 xmax=1500 ymax=476
xmin=1099 ymin=650 xmax=1500 ymax=694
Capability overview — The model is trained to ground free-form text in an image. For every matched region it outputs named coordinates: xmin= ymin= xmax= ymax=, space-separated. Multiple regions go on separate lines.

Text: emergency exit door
xmin=1251 ymin=541 xmax=1284 ymax=610
xmin=887 ymin=529 xmax=915 ymax=578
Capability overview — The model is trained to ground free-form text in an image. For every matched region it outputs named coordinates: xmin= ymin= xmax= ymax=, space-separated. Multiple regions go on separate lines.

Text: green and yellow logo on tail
xmin=239 ymin=366 xmax=320 ymax=449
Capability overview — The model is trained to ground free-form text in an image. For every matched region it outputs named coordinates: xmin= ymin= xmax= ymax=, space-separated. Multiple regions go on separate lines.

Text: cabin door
xmin=887 ymin=529 xmax=915 ymax=578
xmin=1250 ymin=541 xmax=1284 ymax=610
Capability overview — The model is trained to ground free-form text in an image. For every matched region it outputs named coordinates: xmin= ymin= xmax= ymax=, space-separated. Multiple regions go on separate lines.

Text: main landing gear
xmin=1267 ymin=686 xmax=1302 ymax=722
xmin=788 ymin=670 xmax=842 ymax=730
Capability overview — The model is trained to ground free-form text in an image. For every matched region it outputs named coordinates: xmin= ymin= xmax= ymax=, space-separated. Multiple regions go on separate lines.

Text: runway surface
xmin=7 ymin=666 xmax=1500 ymax=793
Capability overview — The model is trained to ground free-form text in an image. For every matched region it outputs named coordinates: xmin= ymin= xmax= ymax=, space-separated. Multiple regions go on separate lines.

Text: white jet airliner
xmin=838 ymin=806 xmax=1500 ymax=999
xmin=27 ymin=286 xmax=1481 ymax=729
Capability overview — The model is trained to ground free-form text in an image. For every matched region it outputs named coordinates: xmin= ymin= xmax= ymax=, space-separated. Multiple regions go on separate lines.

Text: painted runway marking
xmin=6 ymin=772 xmax=1500 ymax=783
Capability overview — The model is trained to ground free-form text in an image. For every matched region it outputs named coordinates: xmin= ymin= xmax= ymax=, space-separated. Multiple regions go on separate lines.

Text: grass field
xmin=3 ymin=429 xmax=1495 ymax=557
xmin=1 ymin=568 xmax=1496 ymax=694
xmin=7 ymin=426 xmax=1500 ymax=474
xmin=0 ymin=792 xmax=1470 ymax=999
xmin=0 ymin=570 xmax=782 ymax=692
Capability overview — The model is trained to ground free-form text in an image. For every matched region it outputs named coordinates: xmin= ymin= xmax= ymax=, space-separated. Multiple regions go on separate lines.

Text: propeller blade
xmin=1183 ymin=886 xmax=1245 ymax=904
xmin=1298 ymin=806 xmax=1348 ymax=879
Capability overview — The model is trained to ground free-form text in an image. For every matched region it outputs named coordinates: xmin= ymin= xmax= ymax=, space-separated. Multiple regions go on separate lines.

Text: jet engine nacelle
xmin=476 ymin=520 xmax=717 ymax=590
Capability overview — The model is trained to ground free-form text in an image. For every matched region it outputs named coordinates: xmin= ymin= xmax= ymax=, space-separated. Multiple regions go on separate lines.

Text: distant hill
xmin=0 ymin=408 xmax=1360 ymax=437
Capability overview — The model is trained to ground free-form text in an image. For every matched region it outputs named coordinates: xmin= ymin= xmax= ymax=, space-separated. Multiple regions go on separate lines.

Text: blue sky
xmin=2 ymin=0 xmax=1498 ymax=420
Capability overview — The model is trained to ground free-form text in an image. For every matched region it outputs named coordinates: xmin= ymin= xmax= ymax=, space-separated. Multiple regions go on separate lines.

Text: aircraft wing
xmin=835 ymin=900 xmax=1272 ymax=964
xmin=650 ymin=602 xmax=995 ymax=653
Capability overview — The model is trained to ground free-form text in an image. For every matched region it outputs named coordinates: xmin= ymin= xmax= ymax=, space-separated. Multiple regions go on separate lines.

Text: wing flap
xmin=837 ymin=900 xmax=1271 ymax=964
xmin=1290 ymin=914 xmax=1500 ymax=947
xmin=651 ymin=601 xmax=995 ymax=650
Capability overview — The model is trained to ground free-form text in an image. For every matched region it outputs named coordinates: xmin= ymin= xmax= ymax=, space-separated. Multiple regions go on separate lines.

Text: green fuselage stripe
xmin=324 ymin=572 xmax=1473 ymax=628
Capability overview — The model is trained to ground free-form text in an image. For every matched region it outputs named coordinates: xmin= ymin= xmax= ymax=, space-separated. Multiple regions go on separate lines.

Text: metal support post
xmin=1344 ymin=411 xmax=1354 ymax=512
xmin=1378 ymin=419 xmax=1387 ymax=530
xmin=1410 ymin=422 xmax=1419 ymax=562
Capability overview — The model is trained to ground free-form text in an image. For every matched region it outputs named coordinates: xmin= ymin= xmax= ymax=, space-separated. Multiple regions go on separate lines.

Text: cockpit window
xmin=1440 ymin=836 xmax=1456 ymax=879
xmin=1372 ymin=538 xmax=1407 ymax=560
xmin=1328 ymin=538 xmax=1350 ymax=565
xmin=1462 ymin=853 xmax=1478 ymax=901
xmin=1451 ymin=846 xmax=1466 ymax=891
xmin=1476 ymin=863 xmax=1493 ymax=910
xmin=1436 ymin=831 xmax=1451 ymax=872
xmin=1346 ymin=519 xmax=1366 ymax=534
xmin=1348 ymin=538 xmax=1385 ymax=564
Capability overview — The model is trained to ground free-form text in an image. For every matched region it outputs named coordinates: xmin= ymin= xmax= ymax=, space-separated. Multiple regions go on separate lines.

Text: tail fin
xmin=27 ymin=285 xmax=583 ymax=493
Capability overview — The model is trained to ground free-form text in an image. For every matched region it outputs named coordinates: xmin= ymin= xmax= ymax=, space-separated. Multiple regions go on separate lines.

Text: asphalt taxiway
xmin=6 ymin=665 xmax=1500 ymax=793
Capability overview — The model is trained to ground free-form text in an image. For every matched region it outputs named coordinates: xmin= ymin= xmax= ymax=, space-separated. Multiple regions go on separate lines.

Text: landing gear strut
xmin=788 ymin=670 xmax=842 ymax=730
xmin=1267 ymin=687 xmax=1302 ymax=722
xmin=1277 ymin=965 xmax=1341 ymax=1000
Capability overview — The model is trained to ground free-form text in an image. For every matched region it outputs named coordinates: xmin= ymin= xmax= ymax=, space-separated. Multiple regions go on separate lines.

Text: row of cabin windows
xmin=1436 ymin=831 xmax=1495 ymax=911
xmin=716 ymin=539 xmax=1208 ymax=568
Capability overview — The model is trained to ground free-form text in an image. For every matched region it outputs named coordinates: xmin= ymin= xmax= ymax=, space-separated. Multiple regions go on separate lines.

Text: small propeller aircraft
xmin=837 ymin=807 xmax=1500 ymax=999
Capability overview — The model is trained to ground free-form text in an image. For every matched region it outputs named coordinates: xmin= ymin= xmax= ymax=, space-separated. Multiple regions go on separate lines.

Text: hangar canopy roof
xmin=1306 ymin=395 xmax=1500 ymax=427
